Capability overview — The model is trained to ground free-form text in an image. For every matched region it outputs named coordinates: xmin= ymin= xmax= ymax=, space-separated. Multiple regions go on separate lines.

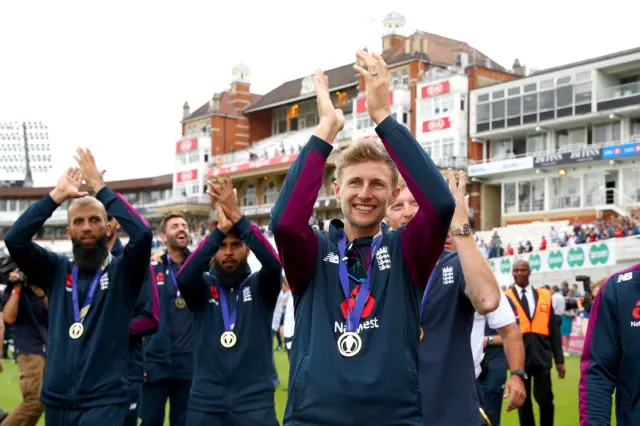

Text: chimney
xmin=511 ymin=58 xmax=527 ymax=76
xmin=229 ymin=63 xmax=252 ymax=111
xmin=210 ymin=93 xmax=221 ymax=111
xmin=381 ymin=12 xmax=407 ymax=52
xmin=182 ymin=101 xmax=190 ymax=119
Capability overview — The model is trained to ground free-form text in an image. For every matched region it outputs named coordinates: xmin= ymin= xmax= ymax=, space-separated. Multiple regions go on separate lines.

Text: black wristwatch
xmin=511 ymin=369 xmax=528 ymax=381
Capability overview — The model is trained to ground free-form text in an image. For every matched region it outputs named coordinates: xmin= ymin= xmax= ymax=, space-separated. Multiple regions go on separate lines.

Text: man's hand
xmin=74 ymin=148 xmax=105 ymax=193
xmin=556 ymin=363 xmax=566 ymax=379
xmin=353 ymin=50 xmax=392 ymax=124
xmin=447 ymin=169 xmax=470 ymax=230
xmin=49 ymin=167 xmax=89 ymax=204
xmin=31 ymin=286 xmax=45 ymax=298
xmin=313 ymin=69 xmax=344 ymax=143
xmin=216 ymin=202 xmax=233 ymax=234
xmin=208 ymin=173 xmax=242 ymax=224
xmin=503 ymin=375 xmax=526 ymax=411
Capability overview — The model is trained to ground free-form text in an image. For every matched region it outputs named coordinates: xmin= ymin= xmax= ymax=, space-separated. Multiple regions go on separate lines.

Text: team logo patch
xmin=340 ymin=284 xmax=375 ymax=318
xmin=540 ymin=303 xmax=549 ymax=313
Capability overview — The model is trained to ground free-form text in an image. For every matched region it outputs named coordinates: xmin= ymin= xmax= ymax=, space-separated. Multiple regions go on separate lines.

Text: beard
xmin=72 ymin=235 xmax=109 ymax=272
xmin=212 ymin=258 xmax=250 ymax=288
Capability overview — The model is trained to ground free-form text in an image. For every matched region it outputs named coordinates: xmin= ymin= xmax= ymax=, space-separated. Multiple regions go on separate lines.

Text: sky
xmin=1 ymin=0 xmax=638 ymax=187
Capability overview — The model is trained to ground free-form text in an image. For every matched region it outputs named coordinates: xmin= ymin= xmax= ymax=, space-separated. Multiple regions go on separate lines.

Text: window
xmin=526 ymin=134 xmax=546 ymax=154
xmin=441 ymin=138 xmax=454 ymax=157
xmin=556 ymin=127 xmax=587 ymax=151
xmin=503 ymin=182 xmax=516 ymax=214
xmin=593 ymin=122 xmax=621 ymax=144
xmin=477 ymin=103 xmax=490 ymax=123
xmin=401 ymin=69 xmax=409 ymax=85
xmin=507 ymin=97 xmax=521 ymax=117
xmin=490 ymin=139 xmax=512 ymax=159
xmin=574 ymin=82 xmax=591 ymax=104
xmin=518 ymin=181 xmax=531 ymax=212
xmin=584 ymin=172 xmax=603 ymax=207
xmin=550 ymin=176 xmax=581 ymax=209
xmin=539 ymin=90 xmax=555 ymax=110
xmin=491 ymin=100 xmax=505 ymax=120
xmin=243 ymin=184 xmax=257 ymax=206
xmin=517 ymin=179 xmax=545 ymax=212
xmin=522 ymin=92 xmax=537 ymax=114
xmin=263 ymin=181 xmax=277 ymax=204
xmin=623 ymin=168 xmax=640 ymax=202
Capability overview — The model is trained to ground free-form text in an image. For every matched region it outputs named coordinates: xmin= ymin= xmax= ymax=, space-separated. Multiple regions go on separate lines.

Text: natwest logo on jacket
xmin=335 ymin=284 xmax=380 ymax=334
xmin=422 ymin=117 xmax=451 ymax=133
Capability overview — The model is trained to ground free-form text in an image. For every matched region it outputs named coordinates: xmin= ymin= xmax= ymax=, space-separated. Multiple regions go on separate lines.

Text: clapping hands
xmin=207 ymin=173 xmax=242 ymax=233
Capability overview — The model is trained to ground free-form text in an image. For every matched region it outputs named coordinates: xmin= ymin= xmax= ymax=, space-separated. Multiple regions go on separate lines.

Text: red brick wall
xmin=247 ymin=110 xmax=272 ymax=143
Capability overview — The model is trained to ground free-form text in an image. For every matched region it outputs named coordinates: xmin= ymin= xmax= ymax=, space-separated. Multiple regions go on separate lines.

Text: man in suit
xmin=505 ymin=260 xmax=564 ymax=426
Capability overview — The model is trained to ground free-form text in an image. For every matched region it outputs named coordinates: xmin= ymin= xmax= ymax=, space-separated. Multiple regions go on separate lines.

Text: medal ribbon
xmin=71 ymin=255 xmax=110 ymax=324
xmin=218 ymin=275 xmax=252 ymax=332
xmin=338 ymin=232 xmax=382 ymax=332
xmin=166 ymin=256 xmax=182 ymax=299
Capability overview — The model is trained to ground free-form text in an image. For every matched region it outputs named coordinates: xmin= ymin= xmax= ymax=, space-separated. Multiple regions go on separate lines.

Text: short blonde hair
xmin=335 ymin=138 xmax=399 ymax=188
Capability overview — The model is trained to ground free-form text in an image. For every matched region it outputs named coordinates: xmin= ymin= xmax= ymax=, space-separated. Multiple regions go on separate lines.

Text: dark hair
xmin=160 ymin=213 xmax=187 ymax=233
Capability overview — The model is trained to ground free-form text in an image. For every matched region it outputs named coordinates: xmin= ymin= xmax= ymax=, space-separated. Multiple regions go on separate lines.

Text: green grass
xmin=0 ymin=355 xmax=591 ymax=425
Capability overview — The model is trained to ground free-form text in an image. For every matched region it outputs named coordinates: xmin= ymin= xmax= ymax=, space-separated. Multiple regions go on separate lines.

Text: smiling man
xmin=141 ymin=213 xmax=193 ymax=426
xmin=270 ymin=51 xmax=455 ymax=426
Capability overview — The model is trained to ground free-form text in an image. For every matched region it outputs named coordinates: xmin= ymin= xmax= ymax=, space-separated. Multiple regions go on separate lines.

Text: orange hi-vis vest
xmin=505 ymin=286 xmax=551 ymax=336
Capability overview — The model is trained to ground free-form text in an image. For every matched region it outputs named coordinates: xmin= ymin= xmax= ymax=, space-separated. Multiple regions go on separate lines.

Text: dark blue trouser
xmin=123 ymin=380 xmax=143 ymax=426
xmin=140 ymin=378 xmax=190 ymax=426
xmin=45 ymin=404 xmax=128 ymax=426
xmin=186 ymin=407 xmax=279 ymax=426
xmin=480 ymin=354 xmax=508 ymax=426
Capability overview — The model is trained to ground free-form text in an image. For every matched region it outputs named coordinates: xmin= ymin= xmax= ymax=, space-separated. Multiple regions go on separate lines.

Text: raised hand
xmin=208 ymin=173 xmax=242 ymax=224
xmin=314 ymin=69 xmax=344 ymax=143
xmin=447 ymin=169 xmax=470 ymax=229
xmin=49 ymin=167 xmax=89 ymax=204
xmin=353 ymin=50 xmax=392 ymax=124
xmin=74 ymin=148 xmax=105 ymax=193
xmin=216 ymin=201 xmax=233 ymax=234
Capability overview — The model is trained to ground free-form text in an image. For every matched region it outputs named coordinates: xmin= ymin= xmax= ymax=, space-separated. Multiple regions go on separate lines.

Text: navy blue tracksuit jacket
xmin=110 ymin=239 xmax=159 ymax=383
xmin=580 ymin=263 xmax=640 ymax=426
xmin=270 ymin=115 xmax=455 ymax=426
xmin=4 ymin=187 xmax=153 ymax=408
xmin=144 ymin=250 xmax=194 ymax=382
xmin=176 ymin=215 xmax=282 ymax=414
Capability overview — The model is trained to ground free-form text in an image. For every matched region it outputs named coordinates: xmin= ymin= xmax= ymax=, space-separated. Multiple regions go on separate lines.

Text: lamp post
xmin=0 ymin=121 xmax=51 ymax=187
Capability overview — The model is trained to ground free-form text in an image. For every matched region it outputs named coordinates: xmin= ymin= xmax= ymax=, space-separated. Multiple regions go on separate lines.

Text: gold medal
xmin=69 ymin=322 xmax=84 ymax=339
xmin=479 ymin=407 xmax=492 ymax=425
xmin=337 ymin=332 xmax=362 ymax=357
xmin=420 ymin=327 xmax=424 ymax=342
xmin=220 ymin=331 xmax=237 ymax=348
xmin=175 ymin=298 xmax=186 ymax=309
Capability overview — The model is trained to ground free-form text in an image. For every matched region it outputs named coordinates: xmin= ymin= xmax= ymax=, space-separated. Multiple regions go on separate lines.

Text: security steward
xmin=505 ymin=260 xmax=564 ymax=426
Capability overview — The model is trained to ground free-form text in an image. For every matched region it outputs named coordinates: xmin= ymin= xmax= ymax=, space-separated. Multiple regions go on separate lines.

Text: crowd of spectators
xmin=477 ymin=213 xmax=640 ymax=259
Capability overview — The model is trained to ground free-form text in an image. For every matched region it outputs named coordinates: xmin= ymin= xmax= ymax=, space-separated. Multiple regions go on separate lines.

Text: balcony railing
xmin=431 ymin=156 xmax=469 ymax=169
xmin=598 ymin=81 xmax=640 ymax=102
xmin=472 ymin=136 xmax=639 ymax=165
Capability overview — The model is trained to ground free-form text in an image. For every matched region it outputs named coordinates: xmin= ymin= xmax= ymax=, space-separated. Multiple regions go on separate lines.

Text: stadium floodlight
xmin=0 ymin=121 xmax=51 ymax=187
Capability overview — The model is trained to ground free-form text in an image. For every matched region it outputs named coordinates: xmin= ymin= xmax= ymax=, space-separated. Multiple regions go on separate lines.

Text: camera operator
xmin=1 ymin=267 xmax=48 ymax=426
xmin=576 ymin=277 xmax=605 ymax=337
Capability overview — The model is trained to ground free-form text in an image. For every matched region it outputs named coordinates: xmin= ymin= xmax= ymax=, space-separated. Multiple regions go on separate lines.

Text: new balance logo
xmin=442 ymin=266 xmax=454 ymax=285
xmin=323 ymin=252 xmax=339 ymax=264
xmin=242 ymin=286 xmax=252 ymax=302
xmin=618 ymin=272 xmax=633 ymax=283
xmin=376 ymin=246 xmax=391 ymax=271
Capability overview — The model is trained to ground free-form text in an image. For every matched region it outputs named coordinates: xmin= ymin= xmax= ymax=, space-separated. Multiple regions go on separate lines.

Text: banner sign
xmin=489 ymin=239 xmax=616 ymax=279
xmin=601 ymin=141 xmax=640 ymax=159
xmin=534 ymin=148 xmax=601 ymax=167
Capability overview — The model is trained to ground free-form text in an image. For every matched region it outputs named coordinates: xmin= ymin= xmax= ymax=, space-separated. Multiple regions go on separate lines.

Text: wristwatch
xmin=451 ymin=222 xmax=472 ymax=236
xmin=487 ymin=336 xmax=494 ymax=346
xmin=511 ymin=369 xmax=528 ymax=381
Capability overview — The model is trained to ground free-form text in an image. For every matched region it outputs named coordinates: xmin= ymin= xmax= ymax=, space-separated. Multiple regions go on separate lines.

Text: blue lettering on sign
xmin=601 ymin=142 xmax=640 ymax=159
